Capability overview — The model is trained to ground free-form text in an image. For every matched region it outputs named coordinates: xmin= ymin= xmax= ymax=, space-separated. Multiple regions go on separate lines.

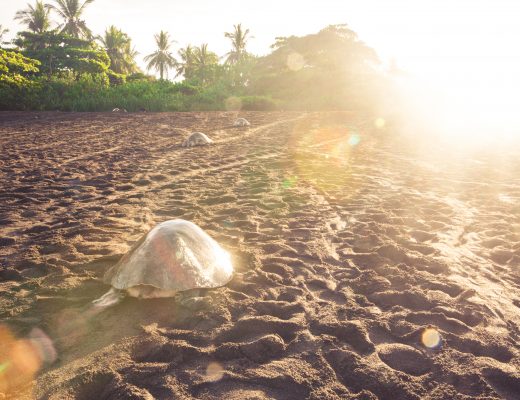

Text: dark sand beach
xmin=1 ymin=111 xmax=519 ymax=399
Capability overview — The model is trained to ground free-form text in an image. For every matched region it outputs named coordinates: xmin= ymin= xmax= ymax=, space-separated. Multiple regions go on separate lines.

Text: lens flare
xmin=205 ymin=361 xmax=224 ymax=382
xmin=421 ymin=327 xmax=442 ymax=349
xmin=28 ymin=328 xmax=57 ymax=364
xmin=348 ymin=134 xmax=361 ymax=146
xmin=289 ymin=120 xmax=361 ymax=195
xmin=287 ymin=52 xmax=305 ymax=71
xmin=282 ymin=176 xmax=298 ymax=189
xmin=0 ymin=362 xmax=9 ymax=374
xmin=0 ymin=325 xmax=56 ymax=394
xmin=10 ymin=340 xmax=41 ymax=377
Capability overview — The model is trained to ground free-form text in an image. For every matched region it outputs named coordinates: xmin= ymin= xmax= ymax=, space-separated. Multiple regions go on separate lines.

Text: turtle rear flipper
xmin=92 ymin=287 xmax=126 ymax=307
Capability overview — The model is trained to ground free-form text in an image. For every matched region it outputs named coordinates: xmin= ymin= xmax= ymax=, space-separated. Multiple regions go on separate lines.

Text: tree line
xmin=0 ymin=0 xmax=384 ymax=111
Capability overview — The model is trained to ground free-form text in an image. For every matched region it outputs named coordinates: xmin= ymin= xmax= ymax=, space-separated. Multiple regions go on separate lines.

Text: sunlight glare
xmin=374 ymin=118 xmax=386 ymax=129
xmin=372 ymin=0 xmax=520 ymax=145
xmin=225 ymin=96 xmax=242 ymax=111
xmin=498 ymin=194 xmax=514 ymax=204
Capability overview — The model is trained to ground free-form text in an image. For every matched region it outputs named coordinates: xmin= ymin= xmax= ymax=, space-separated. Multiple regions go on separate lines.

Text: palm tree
xmin=194 ymin=44 xmax=218 ymax=84
xmin=15 ymin=1 xmax=52 ymax=33
xmin=50 ymin=0 xmax=94 ymax=39
xmin=176 ymin=44 xmax=196 ymax=79
xmin=98 ymin=26 xmax=138 ymax=74
xmin=144 ymin=30 xmax=177 ymax=80
xmin=224 ymin=23 xmax=252 ymax=65
xmin=195 ymin=44 xmax=218 ymax=68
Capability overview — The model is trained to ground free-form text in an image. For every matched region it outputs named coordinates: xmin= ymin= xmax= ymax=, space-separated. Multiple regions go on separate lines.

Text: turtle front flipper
xmin=92 ymin=287 xmax=126 ymax=307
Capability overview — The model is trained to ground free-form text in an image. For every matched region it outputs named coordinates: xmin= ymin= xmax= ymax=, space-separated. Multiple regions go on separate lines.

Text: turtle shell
xmin=233 ymin=118 xmax=250 ymax=126
xmin=182 ymin=132 xmax=213 ymax=147
xmin=104 ymin=220 xmax=233 ymax=293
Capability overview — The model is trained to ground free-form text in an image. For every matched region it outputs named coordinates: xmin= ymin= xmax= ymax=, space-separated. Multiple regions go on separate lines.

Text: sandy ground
xmin=0 ymin=111 xmax=519 ymax=399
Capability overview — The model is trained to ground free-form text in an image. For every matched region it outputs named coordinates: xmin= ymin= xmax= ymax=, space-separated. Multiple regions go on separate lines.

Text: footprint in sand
xmin=377 ymin=343 xmax=432 ymax=375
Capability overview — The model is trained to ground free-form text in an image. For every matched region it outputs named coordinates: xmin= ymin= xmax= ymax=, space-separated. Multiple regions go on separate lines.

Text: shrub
xmin=239 ymin=96 xmax=278 ymax=111
xmin=126 ymin=72 xmax=155 ymax=82
xmin=0 ymin=49 xmax=40 ymax=86
xmin=107 ymin=70 xmax=126 ymax=85
xmin=0 ymin=49 xmax=40 ymax=110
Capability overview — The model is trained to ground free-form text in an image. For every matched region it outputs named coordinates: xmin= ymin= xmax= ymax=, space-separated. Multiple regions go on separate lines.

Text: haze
xmin=2 ymin=0 xmax=519 ymax=135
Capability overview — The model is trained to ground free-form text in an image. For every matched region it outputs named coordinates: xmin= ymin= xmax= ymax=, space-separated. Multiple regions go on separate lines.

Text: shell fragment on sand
xmin=182 ymin=132 xmax=214 ymax=147
xmin=95 ymin=219 xmax=233 ymax=301
xmin=233 ymin=118 xmax=250 ymax=127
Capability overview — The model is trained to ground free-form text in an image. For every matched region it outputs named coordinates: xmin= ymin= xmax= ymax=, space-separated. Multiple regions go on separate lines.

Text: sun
xmin=366 ymin=0 xmax=520 ymax=143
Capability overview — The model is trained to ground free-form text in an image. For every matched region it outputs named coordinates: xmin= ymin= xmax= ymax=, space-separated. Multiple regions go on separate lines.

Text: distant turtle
xmin=112 ymin=108 xmax=127 ymax=113
xmin=233 ymin=118 xmax=250 ymax=127
xmin=93 ymin=219 xmax=233 ymax=307
xmin=182 ymin=132 xmax=213 ymax=147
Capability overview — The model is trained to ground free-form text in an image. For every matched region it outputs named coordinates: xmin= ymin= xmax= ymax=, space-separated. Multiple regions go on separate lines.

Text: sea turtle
xmin=182 ymin=132 xmax=213 ymax=147
xmin=93 ymin=219 xmax=233 ymax=307
xmin=233 ymin=118 xmax=250 ymax=127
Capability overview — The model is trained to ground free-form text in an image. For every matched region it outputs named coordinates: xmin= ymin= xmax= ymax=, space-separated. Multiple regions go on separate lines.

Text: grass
xmin=0 ymin=77 xmax=279 ymax=112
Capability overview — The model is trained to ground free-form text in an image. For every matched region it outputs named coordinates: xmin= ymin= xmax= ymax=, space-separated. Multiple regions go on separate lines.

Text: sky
xmin=2 ymin=0 xmax=520 ymax=135
xmin=1 ymin=0 xmax=517 ymax=74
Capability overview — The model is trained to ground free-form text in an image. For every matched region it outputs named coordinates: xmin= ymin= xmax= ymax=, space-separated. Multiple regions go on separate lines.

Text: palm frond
xmin=145 ymin=30 xmax=177 ymax=79
xmin=50 ymin=0 xmax=94 ymax=38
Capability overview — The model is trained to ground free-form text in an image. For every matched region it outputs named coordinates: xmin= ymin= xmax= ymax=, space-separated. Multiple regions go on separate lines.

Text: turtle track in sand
xmin=0 ymin=111 xmax=519 ymax=399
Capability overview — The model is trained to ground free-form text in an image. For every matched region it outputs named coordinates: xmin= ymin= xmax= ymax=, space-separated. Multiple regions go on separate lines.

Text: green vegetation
xmin=0 ymin=48 xmax=40 ymax=85
xmin=224 ymin=24 xmax=252 ymax=65
xmin=50 ymin=0 xmax=95 ymax=39
xmin=98 ymin=26 xmax=139 ymax=75
xmin=0 ymin=25 xmax=10 ymax=46
xmin=0 ymin=0 xmax=385 ymax=112
xmin=251 ymin=25 xmax=383 ymax=110
xmin=144 ymin=31 xmax=177 ymax=80
xmin=14 ymin=1 xmax=52 ymax=34
xmin=0 ymin=49 xmax=40 ymax=109
xmin=14 ymin=31 xmax=109 ymax=76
